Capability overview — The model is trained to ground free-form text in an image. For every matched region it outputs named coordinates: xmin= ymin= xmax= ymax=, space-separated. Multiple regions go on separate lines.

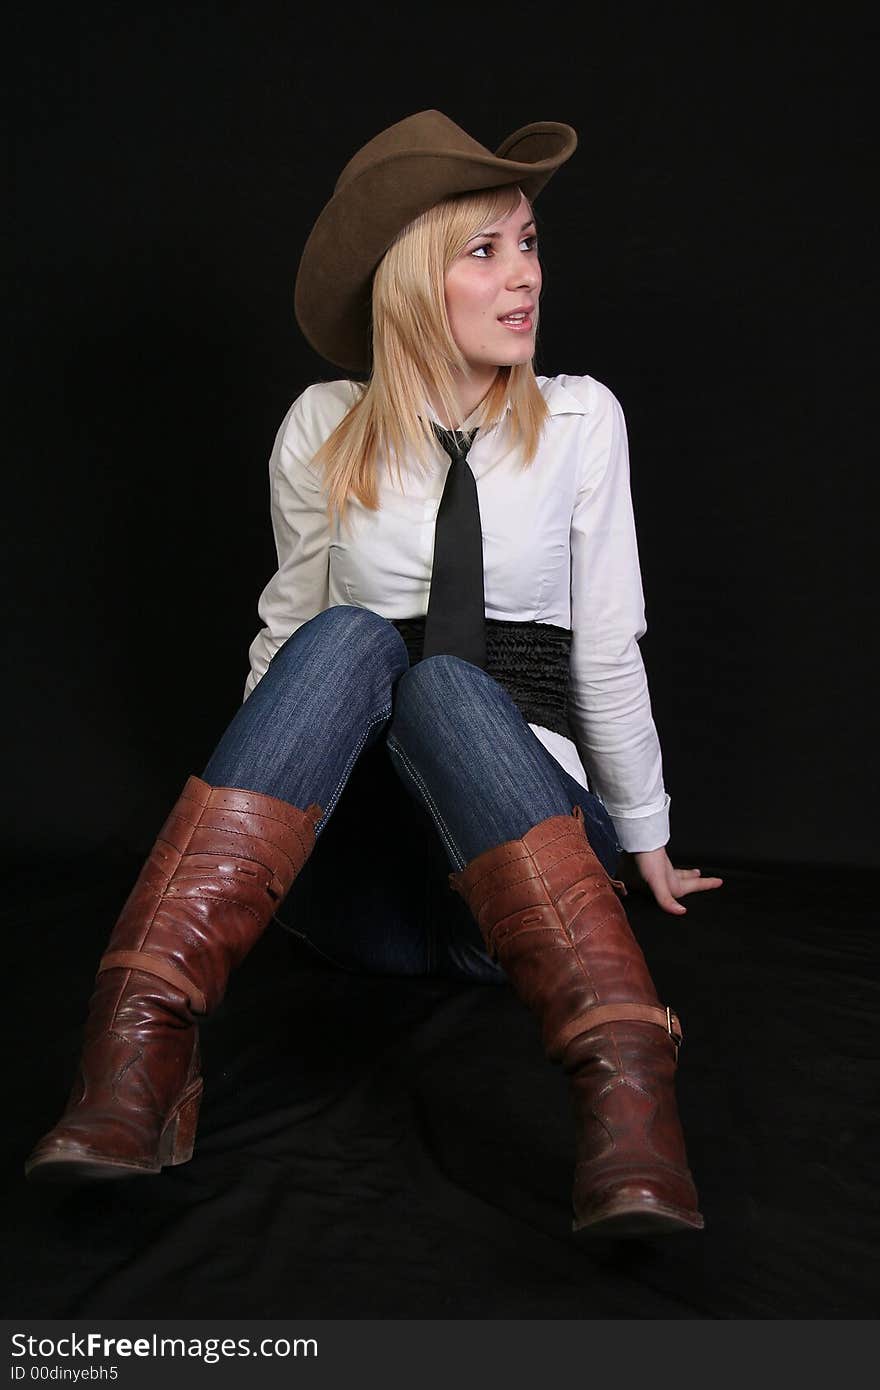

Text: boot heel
xmin=159 ymin=1080 xmax=203 ymax=1168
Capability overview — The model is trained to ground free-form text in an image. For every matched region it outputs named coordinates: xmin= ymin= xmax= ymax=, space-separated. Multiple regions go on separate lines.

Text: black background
xmin=7 ymin=2 xmax=876 ymax=872
xmin=6 ymin=3 xmax=878 ymax=1328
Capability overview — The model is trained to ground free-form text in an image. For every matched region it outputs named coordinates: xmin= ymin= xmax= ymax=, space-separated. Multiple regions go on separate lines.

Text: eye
xmin=467 ymin=234 xmax=539 ymax=260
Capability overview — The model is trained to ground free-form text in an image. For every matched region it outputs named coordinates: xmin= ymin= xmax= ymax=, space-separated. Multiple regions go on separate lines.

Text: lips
xmin=498 ymin=307 xmax=535 ymax=333
xmin=497 ymin=304 xmax=534 ymax=323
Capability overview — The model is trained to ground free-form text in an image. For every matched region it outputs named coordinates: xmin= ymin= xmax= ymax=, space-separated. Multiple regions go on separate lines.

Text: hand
xmin=620 ymin=847 xmax=723 ymax=916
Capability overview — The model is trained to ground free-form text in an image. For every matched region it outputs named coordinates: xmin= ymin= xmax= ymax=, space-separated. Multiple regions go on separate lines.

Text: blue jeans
xmin=203 ymin=606 xmax=621 ymax=984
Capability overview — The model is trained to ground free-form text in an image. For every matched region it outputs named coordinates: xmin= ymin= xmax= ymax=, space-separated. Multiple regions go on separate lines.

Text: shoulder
xmin=269 ymin=379 xmax=363 ymax=487
xmin=537 ymin=375 xmax=632 ymax=494
xmin=536 ymin=373 xmax=625 ymax=423
xmin=267 ymin=380 xmax=362 ymax=498
xmin=281 ymin=378 xmax=363 ymax=451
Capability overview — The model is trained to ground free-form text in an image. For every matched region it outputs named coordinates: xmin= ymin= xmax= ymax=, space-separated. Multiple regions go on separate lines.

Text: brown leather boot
xmin=25 ymin=776 xmax=321 ymax=1182
xmin=449 ymin=805 xmax=704 ymax=1237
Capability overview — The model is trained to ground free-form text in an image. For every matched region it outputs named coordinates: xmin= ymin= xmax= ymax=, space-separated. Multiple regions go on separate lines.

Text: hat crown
xmin=335 ymin=109 xmax=492 ymax=193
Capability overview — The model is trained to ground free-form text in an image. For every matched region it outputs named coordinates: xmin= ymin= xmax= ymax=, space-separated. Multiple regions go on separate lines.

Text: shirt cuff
xmin=608 ymin=794 xmax=671 ymax=853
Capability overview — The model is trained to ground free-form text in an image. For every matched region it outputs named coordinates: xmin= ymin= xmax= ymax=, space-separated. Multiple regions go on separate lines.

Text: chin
xmin=488 ymin=345 xmax=536 ymax=369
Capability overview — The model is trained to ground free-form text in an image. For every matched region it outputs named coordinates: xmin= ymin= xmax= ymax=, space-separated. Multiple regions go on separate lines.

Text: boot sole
xmin=24 ymin=1080 xmax=204 ymax=1184
xmin=573 ymin=1201 xmax=705 ymax=1237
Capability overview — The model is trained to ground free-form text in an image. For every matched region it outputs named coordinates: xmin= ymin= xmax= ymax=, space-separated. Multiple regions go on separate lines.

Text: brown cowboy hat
xmin=293 ymin=109 xmax=578 ymax=372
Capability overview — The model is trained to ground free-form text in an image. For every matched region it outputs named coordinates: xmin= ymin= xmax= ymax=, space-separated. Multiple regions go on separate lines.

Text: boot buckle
xmin=666 ymin=1005 xmax=683 ymax=1056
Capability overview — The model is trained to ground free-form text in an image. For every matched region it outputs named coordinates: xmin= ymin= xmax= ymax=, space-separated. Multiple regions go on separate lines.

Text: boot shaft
xmin=450 ymin=807 xmax=661 ymax=1059
xmin=107 ymin=777 xmax=321 ymax=1013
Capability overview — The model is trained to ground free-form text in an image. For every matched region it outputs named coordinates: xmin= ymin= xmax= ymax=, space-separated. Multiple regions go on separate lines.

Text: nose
xmin=507 ymin=246 xmax=540 ymax=292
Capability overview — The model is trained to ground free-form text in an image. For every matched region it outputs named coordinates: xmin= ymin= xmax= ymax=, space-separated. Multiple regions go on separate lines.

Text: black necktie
xmin=422 ymin=423 xmax=486 ymax=669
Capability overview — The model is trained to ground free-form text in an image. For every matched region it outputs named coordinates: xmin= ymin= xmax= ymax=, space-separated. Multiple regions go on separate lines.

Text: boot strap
xmin=556 ymin=1003 xmax=682 ymax=1057
xmin=98 ymin=950 xmax=207 ymax=1016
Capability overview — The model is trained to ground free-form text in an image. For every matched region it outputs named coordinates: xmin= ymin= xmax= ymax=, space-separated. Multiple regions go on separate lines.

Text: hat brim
xmin=294 ymin=121 xmax=577 ymax=372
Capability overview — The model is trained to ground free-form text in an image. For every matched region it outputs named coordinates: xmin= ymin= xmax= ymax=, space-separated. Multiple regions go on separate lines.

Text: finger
xmin=676 ymin=877 xmax=724 ymax=895
xmin=654 ymin=892 xmax=687 ymax=915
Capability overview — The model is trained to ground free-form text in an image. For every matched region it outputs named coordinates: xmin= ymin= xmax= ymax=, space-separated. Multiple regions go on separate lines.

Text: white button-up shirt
xmin=245 ymin=373 xmax=671 ymax=852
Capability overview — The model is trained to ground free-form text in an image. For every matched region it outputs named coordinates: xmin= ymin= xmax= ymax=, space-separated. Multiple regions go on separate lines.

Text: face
xmin=444 ymin=190 xmax=542 ymax=376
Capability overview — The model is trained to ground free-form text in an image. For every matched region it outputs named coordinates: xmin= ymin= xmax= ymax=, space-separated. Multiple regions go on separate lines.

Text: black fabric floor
xmin=4 ymin=838 xmax=877 ymax=1319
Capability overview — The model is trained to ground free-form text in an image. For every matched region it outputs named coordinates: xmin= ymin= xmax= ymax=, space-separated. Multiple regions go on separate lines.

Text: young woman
xmin=26 ymin=110 xmax=723 ymax=1237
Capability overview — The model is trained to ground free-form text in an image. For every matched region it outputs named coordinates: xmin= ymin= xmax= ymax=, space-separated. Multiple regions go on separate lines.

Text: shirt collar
xmin=487 ymin=377 xmax=589 ymax=422
xmin=424 ymin=399 xmax=484 ymax=432
xmin=423 ymin=374 xmax=589 ymax=432
xmin=537 ymin=375 xmax=591 ymax=416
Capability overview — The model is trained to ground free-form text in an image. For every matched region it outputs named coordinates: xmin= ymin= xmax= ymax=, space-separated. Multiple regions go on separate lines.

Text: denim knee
xmin=394 ymin=654 xmax=508 ymax=722
xmin=272 ymin=605 xmax=410 ymax=681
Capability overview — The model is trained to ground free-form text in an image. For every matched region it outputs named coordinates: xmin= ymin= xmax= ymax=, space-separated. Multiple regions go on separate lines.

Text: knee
xmin=303 ymin=604 xmax=403 ymax=646
xmin=276 ymin=605 xmax=409 ymax=677
xmin=394 ymin=654 xmax=489 ymax=716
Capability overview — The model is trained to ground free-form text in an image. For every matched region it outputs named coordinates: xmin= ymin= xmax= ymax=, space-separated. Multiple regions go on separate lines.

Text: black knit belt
xmin=390 ymin=616 xmax=573 ymax=741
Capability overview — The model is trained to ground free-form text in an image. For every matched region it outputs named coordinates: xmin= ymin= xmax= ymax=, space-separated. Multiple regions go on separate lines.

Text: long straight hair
xmin=312 ymin=183 xmax=550 ymax=531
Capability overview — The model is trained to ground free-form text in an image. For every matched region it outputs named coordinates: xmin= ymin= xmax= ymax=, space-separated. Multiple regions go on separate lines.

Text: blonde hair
xmin=311 ymin=184 xmax=550 ymax=530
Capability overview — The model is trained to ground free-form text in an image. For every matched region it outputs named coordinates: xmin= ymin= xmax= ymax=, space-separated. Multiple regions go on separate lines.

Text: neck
xmin=429 ymin=367 xmax=499 ymax=429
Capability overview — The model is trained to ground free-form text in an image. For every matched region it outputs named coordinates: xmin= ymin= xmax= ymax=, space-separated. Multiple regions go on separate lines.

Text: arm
xmin=569 ymin=383 xmax=723 ymax=912
xmin=244 ymin=389 xmax=332 ymax=700
xmin=568 ymin=384 xmax=670 ymax=852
